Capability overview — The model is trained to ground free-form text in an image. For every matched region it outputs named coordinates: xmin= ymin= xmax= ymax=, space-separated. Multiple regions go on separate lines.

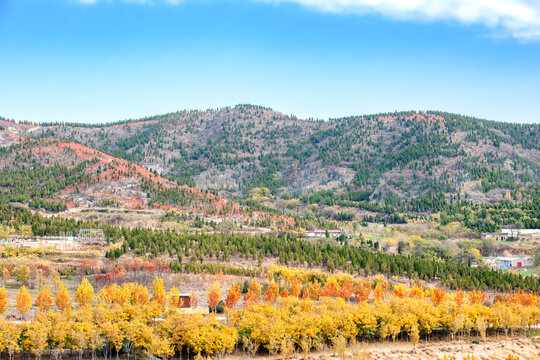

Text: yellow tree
xmin=55 ymin=284 xmax=72 ymax=313
xmin=149 ymin=333 xmax=173 ymax=359
xmin=409 ymin=323 xmax=420 ymax=349
xmin=74 ymin=278 xmax=95 ymax=307
xmin=152 ymin=277 xmax=166 ymax=306
xmin=393 ymin=284 xmax=406 ymax=298
xmin=14 ymin=265 xmax=30 ymax=284
xmin=207 ymin=281 xmax=222 ymax=313
xmin=16 ymin=285 xmax=32 ymax=319
xmin=23 ymin=317 xmax=50 ymax=360
xmin=35 ymin=286 xmax=53 ymax=312
xmin=48 ymin=311 xmax=70 ymax=360
xmin=1 ymin=320 xmax=20 ymax=359
xmin=0 ymin=286 xmax=7 ymax=315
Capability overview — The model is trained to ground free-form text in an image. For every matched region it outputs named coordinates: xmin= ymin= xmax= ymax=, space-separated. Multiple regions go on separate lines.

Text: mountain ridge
xmin=1 ymin=105 xmax=538 ymax=230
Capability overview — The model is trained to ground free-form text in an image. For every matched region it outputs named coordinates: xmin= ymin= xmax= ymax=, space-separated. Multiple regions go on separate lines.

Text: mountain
xmin=0 ymin=106 xmax=539 ymax=230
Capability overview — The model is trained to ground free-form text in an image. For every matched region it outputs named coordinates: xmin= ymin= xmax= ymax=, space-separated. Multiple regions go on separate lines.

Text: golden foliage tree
xmin=74 ymin=278 xmax=94 ymax=307
xmin=35 ymin=286 xmax=53 ymax=312
xmin=16 ymin=285 xmax=32 ymax=319
xmin=0 ymin=286 xmax=7 ymax=315
xmin=55 ymin=284 xmax=72 ymax=313
xmin=152 ymin=277 xmax=166 ymax=306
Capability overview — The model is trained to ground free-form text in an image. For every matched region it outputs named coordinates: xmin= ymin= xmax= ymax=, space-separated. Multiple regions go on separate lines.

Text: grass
xmin=365 ymin=235 xmax=385 ymax=240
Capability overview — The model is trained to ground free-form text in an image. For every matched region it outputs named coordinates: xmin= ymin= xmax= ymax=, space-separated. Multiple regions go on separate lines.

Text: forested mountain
xmin=0 ymin=106 xmax=538 ymax=229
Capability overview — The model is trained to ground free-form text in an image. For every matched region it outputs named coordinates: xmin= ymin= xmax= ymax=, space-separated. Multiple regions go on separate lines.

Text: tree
xmin=0 ymin=286 xmax=7 ymax=315
xmin=290 ymin=278 xmax=301 ymax=298
xmin=14 ymin=265 xmax=30 ymax=284
xmin=1 ymin=320 xmax=20 ymax=360
xmin=152 ymin=277 xmax=166 ymax=306
xmin=35 ymin=286 xmax=53 ymax=312
xmin=24 ymin=319 xmax=49 ymax=360
xmin=262 ymin=281 xmax=279 ymax=304
xmin=207 ymin=281 xmax=222 ymax=313
xmin=55 ymin=284 xmax=72 ymax=313
xmin=225 ymin=283 xmax=241 ymax=309
xmin=16 ymin=285 xmax=32 ymax=319
xmin=354 ymin=279 xmax=372 ymax=302
xmin=244 ymin=279 xmax=261 ymax=304
xmin=74 ymin=278 xmax=95 ymax=307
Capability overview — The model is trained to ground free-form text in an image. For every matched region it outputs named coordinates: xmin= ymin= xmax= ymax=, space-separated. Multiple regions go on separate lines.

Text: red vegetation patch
xmin=0 ymin=130 xmax=25 ymax=143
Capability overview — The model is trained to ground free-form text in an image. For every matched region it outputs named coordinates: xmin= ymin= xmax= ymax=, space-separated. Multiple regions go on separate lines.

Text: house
xmin=484 ymin=228 xmax=540 ymax=242
xmin=484 ymin=256 xmax=533 ymax=269
xmin=177 ymin=294 xmax=192 ymax=308
xmin=305 ymin=229 xmax=343 ymax=238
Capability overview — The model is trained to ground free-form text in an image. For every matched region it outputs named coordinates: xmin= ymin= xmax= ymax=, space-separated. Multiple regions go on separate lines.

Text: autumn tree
xmin=225 ymin=283 xmax=241 ymax=309
xmin=74 ymin=278 xmax=94 ymax=307
xmin=207 ymin=281 xmax=222 ymax=313
xmin=263 ymin=281 xmax=279 ymax=304
xmin=0 ymin=286 xmax=7 ymax=315
xmin=290 ymin=278 xmax=301 ymax=298
xmin=16 ymin=285 xmax=32 ymax=319
xmin=354 ymin=279 xmax=372 ymax=302
xmin=431 ymin=287 xmax=446 ymax=306
xmin=35 ymin=286 xmax=53 ymax=312
xmin=55 ymin=284 xmax=72 ymax=313
xmin=322 ymin=276 xmax=341 ymax=298
xmin=373 ymin=282 xmax=387 ymax=301
xmin=341 ymin=278 xmax=354 ymax=300
xmin=244 ymin=279 xmax=261 ymax=304
xmin=152 ymin=277 xmax=166 ymax=306
xmin=14 ymin=265 xmax=30 ymax=284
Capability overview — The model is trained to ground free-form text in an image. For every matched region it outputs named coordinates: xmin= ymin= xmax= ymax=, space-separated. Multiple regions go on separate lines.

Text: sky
xmin=1 ymin=0 xmax=540 ymax=124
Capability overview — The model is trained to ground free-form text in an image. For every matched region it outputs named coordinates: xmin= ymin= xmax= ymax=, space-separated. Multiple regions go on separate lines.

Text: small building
xmin=178 ymin=294 xmax=192 ymax=308
xmin=305 ymin=229 xmax=343 ymax=238
xmin=484 ymin=256 xmax=533 ymax=269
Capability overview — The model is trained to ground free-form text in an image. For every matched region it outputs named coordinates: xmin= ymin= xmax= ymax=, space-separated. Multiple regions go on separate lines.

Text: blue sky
xmin=1 ymin=0 xmax=540 ymax=124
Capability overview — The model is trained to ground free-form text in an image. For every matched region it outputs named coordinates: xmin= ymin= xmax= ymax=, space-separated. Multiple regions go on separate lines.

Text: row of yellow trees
xmin=0 ymin=273 xmax=538 ymax=359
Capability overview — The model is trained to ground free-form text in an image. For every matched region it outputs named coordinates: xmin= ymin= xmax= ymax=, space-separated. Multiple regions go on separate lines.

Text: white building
xmin=484 ymin=256 xmax=533 ymax=269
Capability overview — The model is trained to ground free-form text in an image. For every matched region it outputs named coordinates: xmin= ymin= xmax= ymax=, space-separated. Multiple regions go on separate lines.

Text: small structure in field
xmin=178 ymin=294 xmax=192 ymax=308
xmin=77 ymin=229 xmax=105 ymax=243
xmin=305 ymin=229 xmax=343 ymax=238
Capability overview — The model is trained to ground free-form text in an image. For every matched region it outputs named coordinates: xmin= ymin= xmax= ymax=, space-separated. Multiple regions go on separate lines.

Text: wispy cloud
xmin=262 ymin=0 xmax=540 ymax=40
xmin=73 ymin=0 xmax=540 ymax=40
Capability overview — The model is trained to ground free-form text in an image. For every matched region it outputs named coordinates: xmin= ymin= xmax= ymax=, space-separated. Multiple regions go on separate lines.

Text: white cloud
xmin=262 ymin=0 xmax=540 ymax=40
xmin=72 ymin=0 xmax=540 ymax=40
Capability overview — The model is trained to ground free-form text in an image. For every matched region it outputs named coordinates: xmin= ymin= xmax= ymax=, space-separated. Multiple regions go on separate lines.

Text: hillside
xmin=0 ymin=106 xmax=539 ymax=230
